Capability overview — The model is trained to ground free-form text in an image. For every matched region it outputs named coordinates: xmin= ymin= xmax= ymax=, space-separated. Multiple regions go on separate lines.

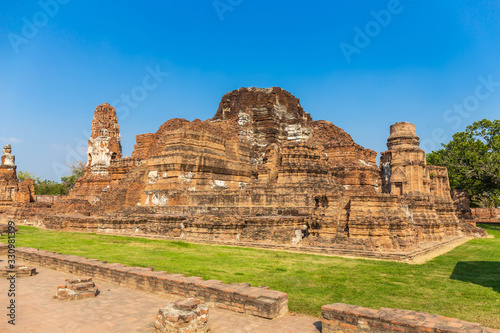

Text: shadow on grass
xmin=450 ymin=261 xmax=500 ymax=293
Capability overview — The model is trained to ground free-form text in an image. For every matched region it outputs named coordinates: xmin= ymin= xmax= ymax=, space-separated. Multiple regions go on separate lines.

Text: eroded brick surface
xmin=154 ymin=298 xmax=209 ymax=333
xmin=322 ymin=303 xmax=500 ymax=333
xmin=472 ymin=208 xmax=500 ymax=224
xmin=0 ymin=145 xmax=35 ymax=215
xmin=0 ymin=264 xmax=36 ymax=278
xmin=54 ymin=277 xmax=99 ymax=300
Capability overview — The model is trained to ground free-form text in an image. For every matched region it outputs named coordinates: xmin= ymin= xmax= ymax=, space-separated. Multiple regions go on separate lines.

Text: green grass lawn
xmin=2 ymin=224 xmax=499 ymax=328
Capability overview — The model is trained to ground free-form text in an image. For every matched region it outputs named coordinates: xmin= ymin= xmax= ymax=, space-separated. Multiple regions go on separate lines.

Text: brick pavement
xmin=0 ymin=256 xmax=320 ymax=332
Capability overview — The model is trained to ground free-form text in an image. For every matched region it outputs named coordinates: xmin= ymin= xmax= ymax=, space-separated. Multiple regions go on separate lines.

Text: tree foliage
xmin=427 ymin=119 xmax=500 ymax=207
xmin=17 ymin=161 xmax=86 ymax=196
xmin=60 ymin=161 xmax=85 ymax=191
xmin=17 ymin=171 xmax=39 ymax=183
xmin=35 ymin=180 xmax=69 ymax=195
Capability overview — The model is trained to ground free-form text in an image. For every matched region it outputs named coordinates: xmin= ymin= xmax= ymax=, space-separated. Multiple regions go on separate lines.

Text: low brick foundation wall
xmin=16 ymin=221 xmax=470 ymax=262
xmin=10 ymin=246 xmax=288 ymax=319
xmin=472 ymin=208 xmax=500 ymax=224
xmin=322 ymin=303 xmax=499 ymax=333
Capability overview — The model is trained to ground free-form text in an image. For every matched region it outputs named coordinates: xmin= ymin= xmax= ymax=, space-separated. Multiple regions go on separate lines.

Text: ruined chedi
xmin=87 ymin=102 xmax=122 ymax=175
xmin=0 ymin=145 xmax=34 ymax=213
xmin=9 ymin=87 xmax=486 ymax=256
xmin=68 ymin=103 xmax=123 ymax=201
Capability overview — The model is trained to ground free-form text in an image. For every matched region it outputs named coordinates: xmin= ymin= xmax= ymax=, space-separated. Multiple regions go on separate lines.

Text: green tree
xmin=427 ymin=119 xmax=500 ymax=207
xmin=60 ymin=161 xmax=85 ymax=191
xmin=35 ymin=179 xmax=69 ymax=195
xmin=16 ymin=161 xmax=86 ymax=195
xmin=17 ymin=171 xmax=39 ymax=183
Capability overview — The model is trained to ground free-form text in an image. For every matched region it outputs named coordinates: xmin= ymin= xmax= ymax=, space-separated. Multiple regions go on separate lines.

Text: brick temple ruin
xmin=0 ymin=87 xmax=488 ymax=256
xmin=0 ymin=144 xmax=34 ymax=212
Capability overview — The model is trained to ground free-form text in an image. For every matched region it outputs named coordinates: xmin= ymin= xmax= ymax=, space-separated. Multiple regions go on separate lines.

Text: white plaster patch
xmin=273 ymin=104 xmax=288 ymax=119
xmin=359 ymin=159 xmax=372 ymax=167
xmin=152 ymin=193 xmax=168 ymax=206
xmin=291 ymin=229 xmax=304 ymax=245
xmin=402 ymin=204 xmax=414 ymax=222
xmin=238 ymin=111 xmax=250 ymax=126
xmin=343 ymin=185 xmax=350 ymax=190
xmin=286 ymin=124 xmax=311 ymax=142
xmin=178 ymin=172 xmax=194 ymax=182
xmin=211 ymin=180 xmax=228 ymax=190
xmin=148 ymin=171 xmax=158 ymax=184
xmin=88 ymin=136 xmax=113 ymax=176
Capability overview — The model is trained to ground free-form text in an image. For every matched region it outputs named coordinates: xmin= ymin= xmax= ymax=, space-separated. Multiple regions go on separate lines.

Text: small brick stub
xmin=0 ymin=264 xmax=36 ymax=278
xmin=322 ymin=303 xmax=500 ymax=333
xmin=54 ymin=277 xmax=99 ymax=300
xmin=154 ymin=298 xmax=209 ymax=333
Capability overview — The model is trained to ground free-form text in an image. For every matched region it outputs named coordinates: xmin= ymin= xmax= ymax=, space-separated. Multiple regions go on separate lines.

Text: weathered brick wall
xmin=472 ymin=208 xmax=500 ymax=224
xmin=0 ymin=202 xmax=53 ymax=224
xmin=12 ymin=247 xmax=288 ymax=319
xmin=322 ymin=303 xmax=499 ymax=333
xmin=450 ymin=189 xmax=473 ymax=222
xmin=132 ymin=133 xmax=158 ymax=159
xmin=0 ymin=165 xmax=20 ymax=213
xmin=35 ymin=195 xmax=63 ymax=203
xmin=16 ymin=179 xmax=35 ymax=203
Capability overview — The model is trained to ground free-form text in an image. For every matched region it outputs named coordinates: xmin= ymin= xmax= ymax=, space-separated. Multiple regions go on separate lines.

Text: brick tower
xmin=380 ymin=122 xmax=431 ymax=196
xmin=86 ymin=103 xmax=122 ymax=175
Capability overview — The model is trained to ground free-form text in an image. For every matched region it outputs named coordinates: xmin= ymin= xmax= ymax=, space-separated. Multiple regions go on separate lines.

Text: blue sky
xmin=0 ymin=0 xmax=499 ymax=180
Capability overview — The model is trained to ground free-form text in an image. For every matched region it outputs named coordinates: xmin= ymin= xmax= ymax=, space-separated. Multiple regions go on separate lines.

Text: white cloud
xmin=0 ymin=137 xmax=22 ymax=144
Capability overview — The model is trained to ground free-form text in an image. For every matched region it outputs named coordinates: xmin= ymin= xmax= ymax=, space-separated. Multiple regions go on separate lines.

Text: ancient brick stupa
xmin=6 ymin=87 xmax=487 ymax=256
xmin=0 ymin=145 xmax=18 ymax=211
xmin=0 ymin=145 xmax=34 ymax=214
xmin=68 ymin=103 xmax=123 ymax=201
xmin=87 ymin=103 xmax=122 ymax=175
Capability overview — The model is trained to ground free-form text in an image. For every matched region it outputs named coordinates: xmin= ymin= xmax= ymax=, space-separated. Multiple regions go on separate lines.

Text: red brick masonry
xmin=54 ymin=277 xmax=99 ymax=300
xmin=472 ymin=208 xmax=500 ymax=224
xmin=11 ymin=246 xmax=288 ymax=319
xmin=322 ymin=303 xmax=500 ymax=333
